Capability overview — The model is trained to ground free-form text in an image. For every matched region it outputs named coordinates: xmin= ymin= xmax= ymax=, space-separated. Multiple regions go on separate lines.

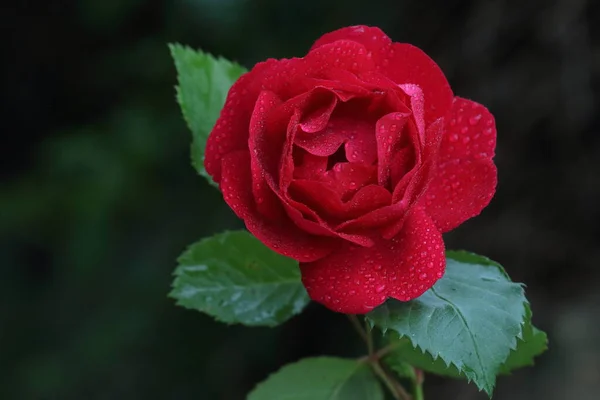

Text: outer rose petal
xmin=423 ymin=158 xmax=497 ymax=233
xmin=301 ymin=207 xmax=445 ymax=314
xmin=440 ymin=97 xmax=496 ymax=161
xmin=423 ymin=97 xmax=498 ymax=232
xmin=310 ymin=25 xmax=453 ymax=124
xmin=220 ymin=150 xmax=335 ymax=262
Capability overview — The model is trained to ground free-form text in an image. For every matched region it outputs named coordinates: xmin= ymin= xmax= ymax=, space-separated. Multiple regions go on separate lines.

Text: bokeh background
xmin=3 ymin=0 xmax=599 ymax=399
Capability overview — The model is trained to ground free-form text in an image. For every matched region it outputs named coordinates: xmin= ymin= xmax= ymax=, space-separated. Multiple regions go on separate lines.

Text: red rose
xmin=205 ymin=26 xmax=497 ymax=314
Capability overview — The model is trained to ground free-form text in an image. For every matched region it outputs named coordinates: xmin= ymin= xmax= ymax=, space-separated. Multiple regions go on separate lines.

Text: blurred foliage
xmin=2 ymin=0 xmax=600 ymax=399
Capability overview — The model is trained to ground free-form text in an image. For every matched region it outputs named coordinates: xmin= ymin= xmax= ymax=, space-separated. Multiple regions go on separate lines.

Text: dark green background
xmin=3 ymin=0 xmax=599 ymax=399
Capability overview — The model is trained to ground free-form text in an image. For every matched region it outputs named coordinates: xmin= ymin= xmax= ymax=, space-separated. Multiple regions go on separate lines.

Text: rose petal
xmin=375 ymin=112 xmax=411 ymax=187
xmin=220 ymin=150 xmax=335 ymax=262
xmin=293 ymin=147 xmax=328 ymax=180
xmin=310 ymin=25 xmax=453 ymax=124
xmin=422 ymin=158 xmax=497 ymax=233
xmin=249 ymin=90 xmax=287 ymax=220
xmin=300 ymin=206 xmax=445 ymax=314
xmin=323 ymin=162 xmax=378 ymax=200
xmin=206 ymin=40 xmax=376 ymax=183
xmin=289 ymin=180 xmax=391 ymax=222
xmin=440 ymin=97 xmax=497 ymax=161
xmin=295 ymin=113 xmax=377 ymax=164
xmin=421 ymin=97 xmax=497 ymax=232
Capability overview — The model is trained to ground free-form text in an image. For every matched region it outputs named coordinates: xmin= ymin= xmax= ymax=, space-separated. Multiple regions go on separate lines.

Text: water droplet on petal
xmin=469 ymin=114 xmax=482 ymax=125
xmin=375 ymin=284 xmax=386 ymax=293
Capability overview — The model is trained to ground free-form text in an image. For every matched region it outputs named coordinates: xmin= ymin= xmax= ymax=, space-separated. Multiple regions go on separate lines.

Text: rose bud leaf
xmin=170 ymin=230 xmax=309 ymax=327
xmin=367 ymin=251 xmax=532 ymax=396
xmin=248 ymin=357 xmax=384 ymax=400
xmin=169 ymin=43 xmax=246 ymax=187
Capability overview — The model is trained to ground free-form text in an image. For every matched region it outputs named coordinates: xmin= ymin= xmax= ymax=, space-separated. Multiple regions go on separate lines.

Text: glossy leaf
xmin=170 ymin=230 xmax=309 ymax=326
xmin=169 ymin=43 xmax=246 ymax=186
xmin=499 ymin=305 xmax=548 ymax=374
xmin=248 ymin=357 xmax=384 ymax=400
xmin=367 ymin=251 xmax=528 ymax=396
xmin=384 ymin=305 xmax=547 ymax=380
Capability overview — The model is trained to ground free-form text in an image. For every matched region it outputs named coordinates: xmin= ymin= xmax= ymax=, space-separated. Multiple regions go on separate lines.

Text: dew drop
xmin=419 ymin=272 xmax=428 ymax=280
xmin=375 ymin=284 xmax=386 ymax=293
xmin=460 ymin=127 xmax=469 ymax=134
xmin=449 ymin=133 xmax=459 ymax=142
xmin=469 ymin=114 xmax=482 ymax=125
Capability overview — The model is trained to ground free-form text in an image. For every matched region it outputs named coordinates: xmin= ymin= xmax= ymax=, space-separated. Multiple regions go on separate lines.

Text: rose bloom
xmin=205 ymin=26 xmax=497 ymax=314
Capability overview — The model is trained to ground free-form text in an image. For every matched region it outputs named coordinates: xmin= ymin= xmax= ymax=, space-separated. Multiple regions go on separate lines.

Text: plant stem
xmin=347 ymin=315 xmax=370 ymax=345
xmin=347 ymin=316 xmax=414 ymax=400
xmin=413 ymin=368 xmax=424 ymax=400
xmin=365 ymin=319 xmax=374 ymax=356
xmin=373 ymin=341 xmax=401 ymax=359
xmin=371 ymin=361 xmax=412 ymax=400
xmin=414 ymin=382 xmax=424 ymax=400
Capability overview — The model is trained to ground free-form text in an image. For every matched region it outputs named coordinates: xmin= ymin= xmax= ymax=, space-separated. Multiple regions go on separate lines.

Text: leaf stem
xmin=365 ymin=319 xmax=374 ymax=356
xmin=413 ymin=368 xmax=424 ymax=400
xmin=347 ymin=316 xmax=414 ymax=400
xmin=371 ymin=361 xmax=412 ymax=400
xmin=414 ymin=382 xmax=424 ymax=400
xmin=347 ymin=315 xmax=370 ymax=345
xmin=373 ymin=341 xmax=402 ymax=359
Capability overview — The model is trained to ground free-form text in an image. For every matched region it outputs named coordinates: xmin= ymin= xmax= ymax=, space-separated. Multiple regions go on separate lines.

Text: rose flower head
xmin=204 ymin=26 xmax=497 ymax=314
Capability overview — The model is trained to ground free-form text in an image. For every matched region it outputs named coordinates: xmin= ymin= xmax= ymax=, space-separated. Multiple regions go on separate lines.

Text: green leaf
xmin=247 ymin=357 xmax=384 ymax=400
xmin=384 ymin=354 xmax=417 ymax=381
xmin=384 ymin=337 xmax=463 ymax=380
xmin=499 ymin=305 xmax=548 ymax=374
xmin=169 ymin=43 xmax=247 ymax=186
xmin=367 ymin=251 xmax=528 ymax=396
xmin=384 ymin=306 xmax=547 ymax=381
xmin=170 ymin=231 xmax=309 ymax=327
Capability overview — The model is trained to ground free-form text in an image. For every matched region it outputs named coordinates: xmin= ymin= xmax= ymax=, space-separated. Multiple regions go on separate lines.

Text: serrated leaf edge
xmin=371 ymin=254 xmax=529 ymax=396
